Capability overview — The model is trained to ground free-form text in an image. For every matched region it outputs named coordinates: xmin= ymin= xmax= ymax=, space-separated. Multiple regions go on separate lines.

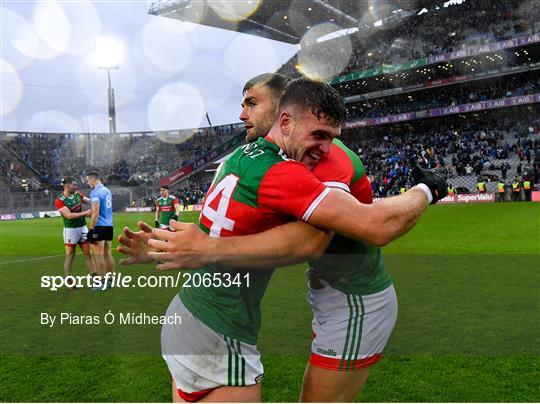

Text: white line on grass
xmin=1 ymin=254 xmax=64 ymax=265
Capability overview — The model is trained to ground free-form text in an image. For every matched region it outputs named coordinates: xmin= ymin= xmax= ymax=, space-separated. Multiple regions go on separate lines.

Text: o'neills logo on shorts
xmin=316 ymin=347 xmax=337 ymax=357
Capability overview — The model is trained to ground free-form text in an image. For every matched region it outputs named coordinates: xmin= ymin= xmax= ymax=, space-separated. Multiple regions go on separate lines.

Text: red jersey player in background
xmin=155 ymin=186 xmax=180 ymax=230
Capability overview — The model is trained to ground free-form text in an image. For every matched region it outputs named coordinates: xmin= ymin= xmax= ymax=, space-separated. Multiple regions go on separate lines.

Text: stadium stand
xmin=341 ymin=108 xmax=539 ymax=196
xmin=2 ymin=0 xmax=539 ymax=214
xmin=0 ymin=123 xmax=242 ymax=213
xmin=280 ymin=1 xmax=540 ymax=198
xmin=333 ymin=43 xmax=540 ymax=96
xmin=346 ymin=72 xmax=539 ymax=120
xmin=277 ymin=0 xmax=540 ymax=79
xmin=0 ymin=123 xmax=242 ymax=189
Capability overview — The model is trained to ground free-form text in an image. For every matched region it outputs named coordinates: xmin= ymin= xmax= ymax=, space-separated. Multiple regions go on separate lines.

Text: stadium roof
xmin=148 ymin=0 xmax=430 ymax=44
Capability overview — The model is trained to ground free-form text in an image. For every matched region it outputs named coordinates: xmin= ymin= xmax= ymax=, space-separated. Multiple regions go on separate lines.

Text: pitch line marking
xmin=1 ymin=254 xmax=63 ymax=265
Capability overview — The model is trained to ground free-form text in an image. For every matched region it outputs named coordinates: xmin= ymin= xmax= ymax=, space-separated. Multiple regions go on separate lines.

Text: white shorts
xmin=161 ymin=295 xmax=264 ymax=394
xmin=308 ymin=282 xmax=397 ymax=371
xmin=63 ymin=226 xmax=88 ymax=247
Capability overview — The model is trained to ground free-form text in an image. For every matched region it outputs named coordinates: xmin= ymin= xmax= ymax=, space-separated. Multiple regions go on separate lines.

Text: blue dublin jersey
xmin=90 ymin=183 xmax=113 ymax=226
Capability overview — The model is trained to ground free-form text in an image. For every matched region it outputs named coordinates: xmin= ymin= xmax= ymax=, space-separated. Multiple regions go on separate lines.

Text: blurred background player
xmin=54 ymin=177 xmax=95 ymax=288
xmin=86 ymin=171 xmax=115 ymax=289
xmin=155 ymin=186 xmax=180 ymax=230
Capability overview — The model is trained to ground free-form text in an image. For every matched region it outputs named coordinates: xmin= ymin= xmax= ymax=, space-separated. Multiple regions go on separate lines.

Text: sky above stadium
xmin=1 ymin=1 xmax=299 ymax=133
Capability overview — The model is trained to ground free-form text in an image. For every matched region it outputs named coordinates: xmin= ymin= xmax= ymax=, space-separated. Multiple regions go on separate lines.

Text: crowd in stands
xmin=2 ymin=135 xmax=62 ymax=184
xmin=0 ymin=123 xmax=242 ymax=189
xmin=341 ymin=111 xmax=540 ymax=197
xmin=278 ymin=0 xmax=540 ymax=199
xmin=179 ymin=174 xmax=213 ymax=203
xmin=2 ymin=109 xmax=538 ymax=203
xmin=162 ymin=111 xmax=539 ymax=202
xmin=98 ymin=125 xmax=241 ymax=184
xmin=335 ymin=43 xmax=539 ymax=97
xmin=77 ymin=124 xmax=241 ymax=185
xmin=279 ymin=0 xmax=539 ymax=81
xmin=347 ymin=0 xmax=538 ymax=73
xmin=0 ymin=159 xmax=26 ymax=189
xmin=157 ymin=110 xmax=539 ymax=202
xmin=347 ymin=72 xmax=540 ymax=120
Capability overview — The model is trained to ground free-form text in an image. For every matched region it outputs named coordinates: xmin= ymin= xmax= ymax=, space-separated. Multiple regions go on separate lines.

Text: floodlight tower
xmin=95 ymin=36 xmax=124 ymax=134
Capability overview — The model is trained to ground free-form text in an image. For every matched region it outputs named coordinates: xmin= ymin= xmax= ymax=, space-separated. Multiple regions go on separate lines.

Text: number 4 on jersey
xmin=201 ymin=174 xmax=239 ymax=237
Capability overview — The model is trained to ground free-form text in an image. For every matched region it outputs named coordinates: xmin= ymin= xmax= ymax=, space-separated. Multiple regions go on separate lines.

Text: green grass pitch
xmin=1 ymin=202 xmax=539 ymax=402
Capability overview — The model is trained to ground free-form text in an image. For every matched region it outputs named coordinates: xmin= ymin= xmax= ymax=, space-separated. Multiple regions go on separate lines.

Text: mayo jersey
xmin=180 ymin=137 xmax=330 ymax=344
xmin=310 ymin=139 xmax=392 ymax=295
xmin=55 ymin=191 xmax=86 ymax=228
xmin=155 ymin=195 xmax=178 ymax=226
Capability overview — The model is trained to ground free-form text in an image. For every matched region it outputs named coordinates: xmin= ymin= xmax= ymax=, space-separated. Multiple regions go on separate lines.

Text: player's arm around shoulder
xmin=145 ymin=158 xmax=334 ymax=271
xmin=307 ymin=187 xmax=429 ymax=247
xmin=307 ymin=158 xmax=450 ymax=246
xmin=148 ymin=219 xmax=332 ymax=271
xmin=55 ymin=197 xmax=89 ymax=219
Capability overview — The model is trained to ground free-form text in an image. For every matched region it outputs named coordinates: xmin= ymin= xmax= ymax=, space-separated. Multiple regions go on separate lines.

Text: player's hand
xmin=148 ymin=220 xmax=212 ymax=271
xmin=410 ymin=160 xmax=448 ymax=204
xmin=117 ymin=221 xmax=159 ymax=265
xmin=84 ymin=209 xmax=92 ymax=217
xmin=155 ymin=220 xmax=160 ymax=228
xmin=86 ymin=228 xmax=95 ymax=244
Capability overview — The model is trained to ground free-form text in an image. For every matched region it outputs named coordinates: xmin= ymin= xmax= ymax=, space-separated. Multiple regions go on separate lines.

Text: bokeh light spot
xmin=297 ymin=23 xmax=352 ymax=82
xmin=148 ymin=82 xmax=205 ymax=132
xmin=0 ymin=59 xmax=24 ymax=116
xmin=207 ymin=0 xmax=260 ymax=22
xmin=32 ymin=0 xmax=71 ymax=54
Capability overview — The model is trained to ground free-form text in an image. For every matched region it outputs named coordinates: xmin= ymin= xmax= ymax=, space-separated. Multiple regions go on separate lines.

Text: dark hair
xmin=160 ymin=185 xmax=169 ymax=190
xmin=62 ymin=176 xmax=76 ymax=186
xmin=278 ymin=77 xmax=347 ymax=127
xmin=242 ymin=73 xmax=291 ymax=96
xmin=86 ymin=171 xmax=100 ymax=180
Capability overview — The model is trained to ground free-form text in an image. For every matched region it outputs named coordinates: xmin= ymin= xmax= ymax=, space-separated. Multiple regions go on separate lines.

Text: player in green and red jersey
xmin=118 ymin=78 xmax=447 ymax=402
xmin=155 ymin=186 xmax=180 ymax=230
xmin=55 ymin=177 xmax=95 ymax=286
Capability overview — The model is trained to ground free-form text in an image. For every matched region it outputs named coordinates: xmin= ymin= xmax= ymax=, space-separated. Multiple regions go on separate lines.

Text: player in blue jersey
xmin=86 ymin=172 xmax=115 ymax=287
